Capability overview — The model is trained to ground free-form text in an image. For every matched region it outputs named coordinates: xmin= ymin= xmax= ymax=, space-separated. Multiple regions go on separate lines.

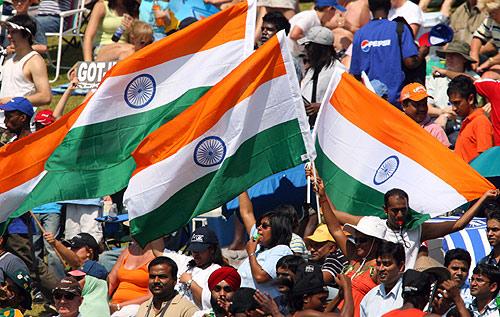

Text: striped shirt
xmin=289 ymin=233 xmax=307 ymax=255
xmin=322 ymin=249 xmax=348 ymax=284
xmin=38 ymin=0 xmax=72 ymax=16
xmin=473 ymin=17 xmax=500 ymax=52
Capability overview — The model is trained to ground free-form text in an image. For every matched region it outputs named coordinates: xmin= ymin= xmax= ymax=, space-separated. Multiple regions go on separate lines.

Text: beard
xmin=210 ymin=296 xmax=228 ymax=316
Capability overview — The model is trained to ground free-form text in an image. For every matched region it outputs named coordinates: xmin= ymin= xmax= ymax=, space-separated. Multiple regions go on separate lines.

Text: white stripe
xmin=317 ymin=104 xmax=467 ymax=217
xmin=459 ymin=230 xmax=476 ymax=266
xmin=125 ymin=74 xmax=308 ymax=219
xmin=0 ymin=171 xmax=47 ymax=222
xmin=72 ymin=40 xmax=247 ymax=129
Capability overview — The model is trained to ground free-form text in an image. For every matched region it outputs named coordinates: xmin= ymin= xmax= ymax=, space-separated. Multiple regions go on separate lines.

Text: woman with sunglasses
xmin=236 ymin=192 xmax=294 ymax=300
xmin=307 ymin=170 xmax=385 ymax=317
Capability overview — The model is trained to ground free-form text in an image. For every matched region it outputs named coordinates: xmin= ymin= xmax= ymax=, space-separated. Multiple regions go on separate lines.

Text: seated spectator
xmin=0 ymin=97 xmax=33 ymax=140
xmin=83 ymin=0 xmax=139 ymax=61
xmin=468 ymin=263 xmax=500 ymax=315
xmin=193 ymin=266 xmax=241 ymax=317
xmin=288 ymin=0 xmax=345 ymax=56
xmin=360 ymin=241 xmax=405 ymax=317
xmin=427 ymin=41 xmax=479 ymax=115
xmin=388 ymin=0 xmax=424 ymax=36
xmin=444 ymin=248 xmax=473 ymax=307
xmin=0 ymin=15 xmax=52 ymax=107
xmin=136 ymin=256 xmax=198 ymax=317
xmin=237 ymin=192 xmax=293 ymax=299
xmin=0 ymin=268 xmax=31 ymax=314
xmin=400 ymin=82 xmax=451 ymax=147
xmin=95 ymin=20 xmax=154 ymax=61
xmin=108 ymin=238 xmax=163 ymax=316
xmin=53 ymin=276 xmax=84 ymax=317
xmin=470 ymin=0 xmax=500 ymax=79
xmin=275 ymin=255 xmax=306 ymax=315
xmin=36 ymin=0 xmax=72 ymax=34
xmin=474 ymin=78 xmax=500 ymax=146
xmin=305 ymin=224 xmax=348 ymax=286
xmin=0 ymin=0 xmax=47 ymax=55
xmin=139 ymin=0 xmax=175 ymax=41
xmin=448 ymin=75 xmax=493 ymax=162
xmin=68 ymin=266 xmax=111 ymax=317
xmin=350 ymin=0 xmax=426 ymax=108
xmin=448 ymin=0 xmax=486 ymax=44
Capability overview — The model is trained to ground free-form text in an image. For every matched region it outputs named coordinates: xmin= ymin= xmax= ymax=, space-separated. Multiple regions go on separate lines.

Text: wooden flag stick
xmin=29 ymin=211 xmax=67 ymax=266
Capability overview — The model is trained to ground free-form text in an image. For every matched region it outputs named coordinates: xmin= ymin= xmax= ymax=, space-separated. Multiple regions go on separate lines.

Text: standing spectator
xmin=444 ymin=248 xmax=473 ymax=306
xmin=288 ymin=0 xmax=345 ymax=56
xmin=136 ymin=256 xmax=198 ymax=317
xmin=350 ymin=0 xmax=426 ymax=108
xmin=360 ymin=241 xmax=405 ymax=317
xmin=260 ymin=11 xmax=290 ymax=46
xmin=0 ymin=268 xmax=32 ymax=314
xmin=237 ymin=192 xmax=293 ymax=299
xmin=53 ymin=277 xmax=84 ymax=317
xmin=388 ymin=0 xmax=424 ymax=36
xmin=468 ymin=264 xmax=500 ymax=315
xmin=479 ymin=210 xmax=500 ymax=267
xmin=474 ymin=79 xmax=500 ymax=146
xmin=470 ymin=0 xmax=500 ymax=79
xmin=448 ymin=0 xmax=486 ymax=44
xmin=400 ymin=82 xmax=451 ymax=147
xmin=448 ymin=75 xmax=493 ymax=163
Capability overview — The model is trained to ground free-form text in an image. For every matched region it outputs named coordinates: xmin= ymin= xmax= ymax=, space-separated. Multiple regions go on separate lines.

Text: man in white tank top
xmin=0 ymin=15 xmax=51 ymax=128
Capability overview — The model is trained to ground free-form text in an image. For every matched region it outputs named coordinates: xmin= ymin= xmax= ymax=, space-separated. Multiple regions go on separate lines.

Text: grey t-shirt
xmin=0 ymin=251 xmax=29 ymax=282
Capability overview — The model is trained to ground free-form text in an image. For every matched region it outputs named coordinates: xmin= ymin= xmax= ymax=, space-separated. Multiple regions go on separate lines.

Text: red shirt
xmin=455 ymin=108 xmax=493 ymax=163
xmin=383 ymin=308 xmax=426 ymax=317
xmin=475 ymin=79 xmax=500 ymax=146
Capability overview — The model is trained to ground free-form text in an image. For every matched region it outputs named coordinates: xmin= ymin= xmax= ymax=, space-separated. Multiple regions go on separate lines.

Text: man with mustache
xmin=136 ymin=256 xmax=198 ymax=317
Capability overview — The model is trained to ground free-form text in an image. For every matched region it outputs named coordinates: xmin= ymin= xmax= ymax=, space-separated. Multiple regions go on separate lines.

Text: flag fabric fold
xmin=124 ymin=32 xmax=315 ymax=245
xmin=0 ymin=0 xmax=256 ymax=222
xmin=313 ymin=67 xmax=494 ymax=224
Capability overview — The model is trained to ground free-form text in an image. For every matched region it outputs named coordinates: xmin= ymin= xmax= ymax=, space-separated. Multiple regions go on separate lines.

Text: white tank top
xmin=0 ymin=51 xmax=38 ymax=129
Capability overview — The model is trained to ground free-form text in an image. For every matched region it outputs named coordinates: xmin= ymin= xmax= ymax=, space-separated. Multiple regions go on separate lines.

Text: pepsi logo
xmin=361 ymin=40 xmax=370 ymax=52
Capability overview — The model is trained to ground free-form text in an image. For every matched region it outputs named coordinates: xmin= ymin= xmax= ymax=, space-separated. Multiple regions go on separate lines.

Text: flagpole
xmin=311 ymin=161 xmax=322 ymax=224
xmin=29 ymin=211 xmax=67 ymax=266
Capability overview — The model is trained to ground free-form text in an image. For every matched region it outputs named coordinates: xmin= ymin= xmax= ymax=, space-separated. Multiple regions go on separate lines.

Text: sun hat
xmin=414 ymin=256 xmax=450 ymax=283
xmin=343 ymin=216 xmax=387 ymax=240
xmin=436 ymin=41 xmax=477 ymax=63
xmin=298 ymin=26 xmax=334 ymax=46
xmin=306 ymin=224 xmax=335 ymax=243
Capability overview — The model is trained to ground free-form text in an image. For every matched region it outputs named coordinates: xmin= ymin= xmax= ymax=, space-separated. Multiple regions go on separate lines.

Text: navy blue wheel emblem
xmin=124 ymin=74 xmax=156 ymax=108
xmin=194 ymin=136 xmax=226 ymax=167
xmin=373 ymin=155 xmax=399 ymax=185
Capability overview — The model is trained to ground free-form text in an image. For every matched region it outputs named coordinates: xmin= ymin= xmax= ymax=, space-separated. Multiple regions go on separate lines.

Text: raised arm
xmin=43 ymin=232 xmax=82 ymax=268
xmin=238 ymin=192 xmax=256 ymax=235
xmin=53 ymin=78 xmax=79 ymax=119
xmin=421 ymin=189 xmax=499 ymax=242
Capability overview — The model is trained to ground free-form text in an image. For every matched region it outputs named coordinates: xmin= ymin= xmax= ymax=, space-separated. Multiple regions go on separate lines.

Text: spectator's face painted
xmin=449 ymin=92 xmax=473 ymax=119
xmin=307 ymin=240 xmax=336 ymax=262
xmin=353 ymin=232 xmax=374 ymax=258
xmin=470 ymin=273 xmax=496 ymax=298
xmin=487 ymin=219 xmax=500 ymax=247
xmin=445 ymin=53 xmax=466 ymax=72
xmin=54 ymin=291 xmax=83 ymax=317
xmin=384 ymin=195 xmax=409 ymax=229
xmin=148 ymin=263 xmax=176 ymax=297
xmin=303 ymin=290 xmax=328 ymax=311
xmin=4 ymin=110 xmax=26 ymax=134
xmin=447 ymin=259 xmax=469 ymax=287
xmin=276 ymin=266 xmax=296 ymax=293
xmin=260 ymin=22 xmax=278 ymax=44
xmin=192 ymin=247 xmax=213 ymax=268
xmin=376 ymin=255 xmax=403 ymax=286
xmin=257 ymin=217 xmax=272 ymax=247
xmin=403 ymin=98 xmax=428 ymax=124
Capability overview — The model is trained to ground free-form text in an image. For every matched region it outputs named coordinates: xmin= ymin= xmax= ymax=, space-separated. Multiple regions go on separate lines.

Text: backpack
xmin=396 ymin=22 xmax=426 ymax=86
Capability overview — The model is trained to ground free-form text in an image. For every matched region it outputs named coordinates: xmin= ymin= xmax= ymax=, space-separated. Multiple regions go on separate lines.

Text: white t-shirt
xmin=364 ymin=216 xmax=422 ymax=269
xmin=388 ymin=0 xmax=424 ymax=27
xmin=289 ymin=10 xmax=321 ymax=56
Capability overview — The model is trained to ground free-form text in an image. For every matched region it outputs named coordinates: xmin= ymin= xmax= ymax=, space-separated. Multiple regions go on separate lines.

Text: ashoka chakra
xmin=194 ymin=136 xmax=226 ymax=167
xmin=124 ymin=74 xmax=156 ymax=108
xmin=373 ymin=155 xmax=399 ymax=185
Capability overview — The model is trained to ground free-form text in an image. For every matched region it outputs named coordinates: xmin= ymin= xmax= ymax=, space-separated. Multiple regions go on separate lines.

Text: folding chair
xmin=45 ymin=0 xmax=89 ymax=82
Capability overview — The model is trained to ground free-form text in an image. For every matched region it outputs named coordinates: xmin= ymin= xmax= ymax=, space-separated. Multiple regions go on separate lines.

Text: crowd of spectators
xmin=0 ymin=0 xmax=498 ymax=315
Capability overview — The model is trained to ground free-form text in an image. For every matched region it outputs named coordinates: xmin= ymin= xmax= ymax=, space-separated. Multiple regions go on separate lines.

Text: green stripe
xmin=11 ymin=87 xmax=212 ymax=218
xmin=130 ymin=119 xmax=307 ymax=246
xmin=316 ymin=143 xmax=429 ymax=229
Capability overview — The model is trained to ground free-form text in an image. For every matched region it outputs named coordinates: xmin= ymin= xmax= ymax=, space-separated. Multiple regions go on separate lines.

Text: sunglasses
xmin=258 ymin=223 xmax=271 ymax=230
xmin=213 ymin=285 xmax=233 ymax=292
xmin=54 ymin=292 xmax=77 ymax=301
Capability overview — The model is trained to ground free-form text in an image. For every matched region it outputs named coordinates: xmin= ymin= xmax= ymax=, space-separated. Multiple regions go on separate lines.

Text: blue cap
xmin=68 ymin=260 xmax=108 ymax=280
xmin=418 ymin=23 xmax=453 ymax=47
xmin=0 ymin=97 xmax=34 ymax=117
xmin=315 ymin=0 xmax=346 ymax=11
xmin=187 ymin=226 xmax=219 ymax=252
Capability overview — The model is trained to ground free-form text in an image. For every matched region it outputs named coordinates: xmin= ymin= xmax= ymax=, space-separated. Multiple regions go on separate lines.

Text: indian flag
xmin=0 ymin=1 xmax=255 ymax=223
xmin=313 ymin=67 xmax=494 ymax=225
xmin=124 ymin=32 xmax=315 ymax=245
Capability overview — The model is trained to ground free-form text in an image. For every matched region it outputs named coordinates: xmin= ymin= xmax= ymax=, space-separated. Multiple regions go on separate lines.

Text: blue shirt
xmin=139 ymin=0 xmax=170 ymax=35
xmin=350 ymin=19 xmax=417 ymax=106
xmin=360 ymin=277 xmax=403 ymax=317
xmin=32 ymin=202 xmax=62 ymax=214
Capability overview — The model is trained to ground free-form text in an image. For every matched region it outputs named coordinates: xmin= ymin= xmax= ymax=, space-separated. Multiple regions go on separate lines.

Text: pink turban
xmin=208 ymin=267 xmax=241 ymax=291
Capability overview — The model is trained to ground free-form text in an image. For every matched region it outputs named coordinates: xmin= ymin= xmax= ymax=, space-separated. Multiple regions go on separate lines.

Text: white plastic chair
xmin=45 ymin=0 xmax=89 ymax=82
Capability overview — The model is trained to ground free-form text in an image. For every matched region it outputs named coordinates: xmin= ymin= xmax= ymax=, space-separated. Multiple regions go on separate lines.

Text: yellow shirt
xmin=95 ymin=1 xmax=127 ymax=46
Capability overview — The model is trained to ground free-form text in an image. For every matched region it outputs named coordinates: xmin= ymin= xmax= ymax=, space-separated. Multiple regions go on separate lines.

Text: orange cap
xmin=400 ymin=83 xmax=429 ymax=102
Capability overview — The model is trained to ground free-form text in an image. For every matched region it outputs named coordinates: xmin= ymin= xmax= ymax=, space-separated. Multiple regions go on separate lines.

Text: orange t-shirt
xmin=455 ymin=108 xmax=493 ymax=163
xmin=383 ymin=308 xmax=426 ymax=316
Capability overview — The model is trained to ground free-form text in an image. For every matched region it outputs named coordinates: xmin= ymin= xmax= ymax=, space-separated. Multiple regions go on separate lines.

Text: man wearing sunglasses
xmin=52 ymin=276 xmax=84 ymax=317
xmin=195 ymin=267 xmax=241 ymax=317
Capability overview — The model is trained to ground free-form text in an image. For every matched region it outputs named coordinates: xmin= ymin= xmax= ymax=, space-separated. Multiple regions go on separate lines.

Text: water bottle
xmin=111 ymin=25 xmax=125 ymax=42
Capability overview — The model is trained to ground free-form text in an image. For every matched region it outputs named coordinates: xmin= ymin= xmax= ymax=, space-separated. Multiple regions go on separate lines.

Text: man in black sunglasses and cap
xmin=53 ymin=276 xmax=83 ymax=317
